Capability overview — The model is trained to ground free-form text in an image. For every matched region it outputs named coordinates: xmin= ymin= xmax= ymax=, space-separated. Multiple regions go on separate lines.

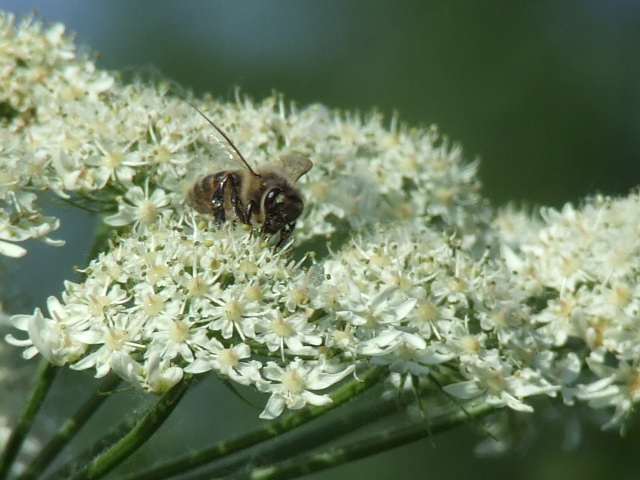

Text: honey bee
xmin=187 ymin=105 xmax=313 ymax=248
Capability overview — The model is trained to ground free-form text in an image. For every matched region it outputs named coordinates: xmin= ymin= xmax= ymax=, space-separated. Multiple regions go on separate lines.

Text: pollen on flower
xmin=626 ymin=369 xmax=640 ymax=400
xmin=485 ymin=369 xmax=507 ymax=396
xmin=168 ymin=320 xmax=190 ymax=343
xmin=147 ymin=263 xmax=169 ymax=284
xmin=152 ymin=145 xmax=172 ymax=164
xmin=269 ymin=316 xmax=294 ymax=338
xmin=487 ymin=309 xmax=509 ymax=330
xmin=238 ymin=259 xmax=259 ymax=275
xmin=553 ymin=296 xmax=577 ymax=319
xmin=289 ymin=285 xmax=309 ymax=306
xmin=218 ymin=348 xmax=240 ymax=368
xmin=608 ymin=245 xmax=635 ymax=270
xmin=416 ymin=302 xmax=438 ymax=323
xmin=584 ymin=317 xmax=606 ymax=349
xmin=310 ymin=181 xmax=330 ymax=201
xmin=394 ymin=202 xmax=414 ymax=220
xmin=435 ymin=187 xmax=456 ymax=205
xmin=369 ymin=250 xmax=391 ymax=268
xmin=138 ymin=200 xmax=158 ymax=224
xmin=330 ymin=329 xmax=353 ymax=349
xmin=460 ymin=335 xmax=481 ymax=355
xmin=187 ymin=276 xmax=208 ymax=297
xmin=103 ymin=151 xmax=123 ymax=169
xmin=105 ymin=264 xmax=123 ymax=282
xmin=281 ymin=369 xmax=305 ymax=394
xmin=393 ymin=273 xmax=413 ymax=291
xmin=142 ymin=293 xmax=165 ymax=316
xmin=0 ymin=171 xmax=16 ymax=185
xmin=559 ymin=255 xmax=581 ymax=278
xmin=59 ymin=84 xmax=85 ymax=101
xmin=104 ymin=329 xmax=129 ymax=351
xmin=223 ymin=300 xmax=244 ymax=323
xmin=609 ymin=283 xmax=631 ymax=308
xmin=88 ymin=295 xmax=110 ymax=316
xmin=245 ymin=284 xmax=263 ymax=302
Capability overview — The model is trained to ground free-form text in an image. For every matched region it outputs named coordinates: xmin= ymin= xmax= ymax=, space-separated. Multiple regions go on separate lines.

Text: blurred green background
xmin=1 ymin=1 xmax=639 ymax=479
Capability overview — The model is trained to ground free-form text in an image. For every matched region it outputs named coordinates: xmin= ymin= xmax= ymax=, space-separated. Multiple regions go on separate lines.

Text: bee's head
xmin=261 ymin=187 xmax=304 ymax=235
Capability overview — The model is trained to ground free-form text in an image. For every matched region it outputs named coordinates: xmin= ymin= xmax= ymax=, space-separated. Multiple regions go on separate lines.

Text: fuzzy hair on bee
xmin=187 ymin=104 xmax=313 ymax=248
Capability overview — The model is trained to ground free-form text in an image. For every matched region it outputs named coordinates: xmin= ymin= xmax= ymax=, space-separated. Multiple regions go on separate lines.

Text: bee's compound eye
xmin=264 ymin=188 xmax=284 ymax=208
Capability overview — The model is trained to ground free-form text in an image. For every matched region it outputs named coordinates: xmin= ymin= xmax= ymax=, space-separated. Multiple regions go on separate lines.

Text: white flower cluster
xmin=0 ymin=10 xmax=486 ymax=259
xmin=8 ymin=213 xmax=355 ymax=418
xmin=0 ymin=12 xmax=194 ymax=258
xmin=0 ymin=13 xmax=492 ymax=419
xmin=0 ymin=14 xmax=85 ymax=257
xmin=2 ymin=13 xmax=640 ymax=428
xmin=497 ymin=194 xmax=640 ymax=428
xmin=9 ymin=209 xmax=538 ymax=420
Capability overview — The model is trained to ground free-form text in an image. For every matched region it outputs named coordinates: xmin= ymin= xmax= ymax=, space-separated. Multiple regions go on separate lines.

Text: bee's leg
xmin=210 ymin=172 xmax=229 ymax=224
xmin=226 ymin=173 xmax=248 ymax=224
xmin=274 ymin=222 xmax=295 ymax=249
xmin=245 ymin=200 xmax=257 ymax=224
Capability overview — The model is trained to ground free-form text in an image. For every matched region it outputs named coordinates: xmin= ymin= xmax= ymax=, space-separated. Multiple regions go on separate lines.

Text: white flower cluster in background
xmin=1 ymin=12 xmax=640 ymax=428
xmin=496 ymin=194 xmax=640 ymax=428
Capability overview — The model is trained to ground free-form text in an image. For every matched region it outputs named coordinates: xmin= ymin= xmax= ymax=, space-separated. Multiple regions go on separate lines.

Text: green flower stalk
xmin=1 ymin=11 xmax=639 ymax=480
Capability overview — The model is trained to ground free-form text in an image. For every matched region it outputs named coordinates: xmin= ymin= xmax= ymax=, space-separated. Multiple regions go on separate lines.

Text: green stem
xmin=121 ymin=366 xmax=388 ymax=480
xmin=233 ymin=401 xmax=495 ymax=480
xmin=197 ymin=375 xmax=421 ymax=478
xmin=0 ymin=360 xmax=58 ymax=480
xmin=49 ymin=374 xmax=196 ymax=480
xmin=46 ymin=403 xmax=146 ymax=480
xmin=16 ymin=374 xmax=122 ymax=480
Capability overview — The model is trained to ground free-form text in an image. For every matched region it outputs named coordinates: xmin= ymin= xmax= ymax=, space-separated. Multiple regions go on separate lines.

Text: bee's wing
xmin=279 ymin=155 xmax=313 ymax=183
xmin=183 ymin=133 xmax=237 ymax=188
xmin=190 ymin=104 xmax=253 ymax=172
xmin=201 ymin=131 xmax=247 ymax=170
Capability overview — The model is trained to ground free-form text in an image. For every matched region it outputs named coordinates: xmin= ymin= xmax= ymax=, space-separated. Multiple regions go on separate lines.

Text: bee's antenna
xmin=189 ymin=102 xmax=258 ymax=176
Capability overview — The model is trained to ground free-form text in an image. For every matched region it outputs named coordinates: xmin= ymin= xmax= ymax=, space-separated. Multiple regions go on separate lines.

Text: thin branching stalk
xmin=16 ymin=374 xmax=121 ymax=480
xmin=0 ymin=361 xmax=57 ymax=480
xmin=183 ymin=376 xmax=462 ymax=478
xmin=121 ymin=367 xmax=387 ymax=480
xmin=229 ymin=401 xmax=494 ymax=480
xmin=49 ymin=374 xmax=197 ymax=480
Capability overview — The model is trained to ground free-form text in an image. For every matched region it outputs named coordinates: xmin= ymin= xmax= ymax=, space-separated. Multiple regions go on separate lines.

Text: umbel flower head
xmin=2 ymin=12 xmax=640 ymax=430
